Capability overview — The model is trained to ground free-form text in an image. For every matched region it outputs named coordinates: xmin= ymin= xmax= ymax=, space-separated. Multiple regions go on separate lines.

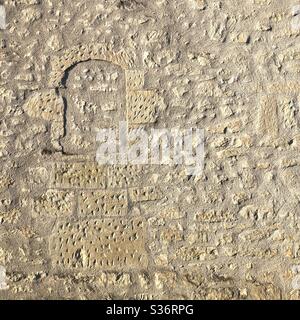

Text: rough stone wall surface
xmin=1 ymin=0 xmax=300 ymax=300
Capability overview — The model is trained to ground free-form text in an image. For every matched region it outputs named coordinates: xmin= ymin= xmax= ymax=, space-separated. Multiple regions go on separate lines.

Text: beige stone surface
xmin=1 ymin=0 xmax=300 ymax=300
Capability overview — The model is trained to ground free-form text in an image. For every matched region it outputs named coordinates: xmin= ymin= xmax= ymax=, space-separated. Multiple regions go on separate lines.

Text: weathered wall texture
xmin=1 ymin=0 xmax=300 ymax=300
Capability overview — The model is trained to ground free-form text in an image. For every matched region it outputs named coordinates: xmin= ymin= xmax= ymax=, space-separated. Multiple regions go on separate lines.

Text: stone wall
xmin=1 ymin=0 xmax=300 ymax=300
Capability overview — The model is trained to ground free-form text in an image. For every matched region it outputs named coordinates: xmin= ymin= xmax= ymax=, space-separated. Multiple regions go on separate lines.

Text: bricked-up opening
xmin=59 ymin=60 xmax=126 ymax=155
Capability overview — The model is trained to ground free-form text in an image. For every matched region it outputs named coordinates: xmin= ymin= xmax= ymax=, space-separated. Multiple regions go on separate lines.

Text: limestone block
xmin=125 ymin=70 xmax=145 ymax=90
xmin=51 ymin=162 xmax=106 ymax=189
xmin=106 ymin=165 xmax=152 ymax=188
xmin=129 ymin=186 xmax=162 ymax=202
xmin=194 ymin=210 xmax=236 ymax=223
xmin=32 ymin=190 xmax=74 ymax=217
xmin=126 ymin=90 xmax=161 ymax=124
xmin=175 ymin=246 xmax=218 ymax=262
xmin=78 ymin=190 xmax=128 ymax=217
xmin=22 ymin=90 xmax=65 ymax=150
xmin=49 ymin=218 xmax=148 ymax=270
xmin=160 ymin=223 xmax=184 ymax=243
xmin=258 ymin=95 xmax=278 ymax=137
xmin=23 ymin=90 xmax=64 ymax=122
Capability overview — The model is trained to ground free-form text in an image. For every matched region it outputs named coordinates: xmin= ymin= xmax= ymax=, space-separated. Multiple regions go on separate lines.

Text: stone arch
xmin=22 ymin=43 xmax=164 ymax=152
xmin=48 ymin=44 xmax=135 ymax=88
